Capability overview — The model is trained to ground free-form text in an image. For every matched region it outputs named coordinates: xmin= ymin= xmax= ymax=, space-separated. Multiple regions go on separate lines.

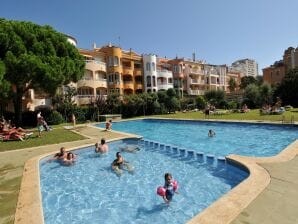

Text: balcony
xmin=134 ymin=83 xmax=143 ymax=89
xmin=157 ymin=70 xmax=173 ymax=78
xmin=189 ymin=78 xmax=205 ymax=85
xmin=157 ymin=82 xmax=173 ymax=90
xmin=77 ymin=79 xmax=107 ymax=89
xmin=76 ymin=95 xmax=94 ymax=105
xmin=188 ymin=89 xmax=205 ymax=95
xmin=85 ymin=60 xmax=106 ymax=72
xmin=134 ymin=69 xmax=142 ymax=76
xmin=122 ymin=66 xmax=133 ymax=76
xmin=123 ymin=81 xmax=134 ymax=89
xmin=189 ymin=68 xmax=204 ymax=75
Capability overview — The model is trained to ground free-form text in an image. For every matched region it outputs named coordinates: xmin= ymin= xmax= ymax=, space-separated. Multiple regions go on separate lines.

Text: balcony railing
xmin=85 ymin=60 xmax=106 ymax=66
xmin=188 ymin=89 xmax=205 ymax=95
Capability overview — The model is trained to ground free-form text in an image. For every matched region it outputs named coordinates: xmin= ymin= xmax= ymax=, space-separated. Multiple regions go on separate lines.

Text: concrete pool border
xmin=14 ymin=119 xmax=298 ymax=224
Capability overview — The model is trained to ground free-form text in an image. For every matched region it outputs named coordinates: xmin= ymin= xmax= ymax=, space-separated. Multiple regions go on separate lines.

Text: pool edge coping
xmin=14 ymin=119 xmax=298 ymax=224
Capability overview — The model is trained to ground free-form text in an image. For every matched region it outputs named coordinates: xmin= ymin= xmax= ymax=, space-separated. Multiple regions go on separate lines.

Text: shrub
xmin=48 ymin=111 xmax=64 ymax=125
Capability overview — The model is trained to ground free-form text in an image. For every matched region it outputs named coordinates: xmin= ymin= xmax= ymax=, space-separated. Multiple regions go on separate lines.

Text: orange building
xmin=97 ymin=44 xmax=143 ymax=95
xmin=262 ymin=61 xmax=286 ymax=86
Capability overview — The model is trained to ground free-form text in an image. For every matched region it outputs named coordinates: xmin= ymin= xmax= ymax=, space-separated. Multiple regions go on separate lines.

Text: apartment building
xmin=283 ymin=47 xmax=298 ymax=72
xmin=262 ymin=60 xmax=286 ymax=85
xmin=98 ymin=44 xmax=143 ymax=95
xmin=142 ymin=54 xmax=173 ymax=92
xmin=75 ymin=48 xmax=107 ymax=105
xmin=231 ymin=59 xmax=258 ymax=77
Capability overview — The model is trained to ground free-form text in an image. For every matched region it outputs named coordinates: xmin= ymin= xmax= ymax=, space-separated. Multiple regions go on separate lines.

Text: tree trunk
xmin=13 ymin=87 xmax=23 ymax=126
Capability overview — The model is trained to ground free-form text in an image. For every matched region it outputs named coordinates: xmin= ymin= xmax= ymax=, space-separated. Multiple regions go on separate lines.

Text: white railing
xmin=188 ymin=89 xmax=205 ymax=95
xmin=85 ymin=60 xmax=106 ymax=66
xmin=190 ymin=79 xmax=205 ymax=84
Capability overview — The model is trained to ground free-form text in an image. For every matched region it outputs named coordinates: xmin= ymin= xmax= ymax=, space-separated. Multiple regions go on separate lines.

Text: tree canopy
xmin=0 ymin=18 xmax=85 ymax=124
xmin=240 ymin=76 xmax=257 ymax=89
xmin=275 ymin=67 xmax=298 ymax=107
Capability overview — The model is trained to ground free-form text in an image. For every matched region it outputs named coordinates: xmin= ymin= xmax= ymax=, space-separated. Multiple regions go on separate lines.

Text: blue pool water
xmin=97 ymin=119 xmax=298 ymax=157
xmin=40 ymin=139 xmax=248 ymax=224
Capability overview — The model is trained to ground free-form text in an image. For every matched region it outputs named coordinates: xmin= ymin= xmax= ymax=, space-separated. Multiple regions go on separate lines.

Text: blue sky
xmin=1 ymin=0 xmax=298 ymax=73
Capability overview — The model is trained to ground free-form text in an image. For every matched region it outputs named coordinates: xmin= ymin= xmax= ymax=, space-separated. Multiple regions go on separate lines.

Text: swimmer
xmin=95 ymin=138 xmax=109 ymax=154
xmin=163 ymin=173 xmax=179 ymax=204
xmin=208 ymin=129 xmax=216 ymax=137
xmin=111 ymin=152 xmax=134 ymax=175
xmin=63 ymin=152 xmax=76 ymax=166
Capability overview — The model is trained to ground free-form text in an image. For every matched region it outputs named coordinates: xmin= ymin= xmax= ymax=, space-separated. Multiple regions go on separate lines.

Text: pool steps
xmin=138 ymin=139 xmax=227 ymax=168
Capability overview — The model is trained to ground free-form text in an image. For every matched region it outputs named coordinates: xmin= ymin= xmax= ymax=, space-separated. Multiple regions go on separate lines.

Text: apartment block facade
xmin=263 ymin=46 xmax=298 ymax=85
xmin=231 ymin=59 xmax=259 ymax=77
xmin=7 ymin=37 xmax=247 ymax=111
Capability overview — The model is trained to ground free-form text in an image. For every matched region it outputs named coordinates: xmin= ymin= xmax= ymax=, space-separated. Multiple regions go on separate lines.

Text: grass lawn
xmin=153 ymin=109 xmax=298 ymax=122
xmin=0 ymin=128 xmax=87 ymax=152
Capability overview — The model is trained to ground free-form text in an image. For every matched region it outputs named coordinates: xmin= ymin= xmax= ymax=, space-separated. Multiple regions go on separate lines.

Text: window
xmin=168 ymin=78 xmax=173 ymax=83
xmin=152 ymin=76 xmax=156 ymax=87
xmin=146 ymin=62 xmax=151 ymax=71
xmin=108 ymin=74 xmax=114 ymax=83
xmin=173 ymin=65 xmax=178 ymax=72
xmin=108 ymin=56 xmax=113 ymax=66
xmin=114 ymin=72 xmax=120 ymax=84
xmin=78 ymin=87 xmax=93 ymax=96
xmin=114 ymin=56 xmax=119 ymax=66
xmin=146 ymin=76 xmax=151 ymax=87
xmin=152 ymin=62 xmax=155 ymax=71
xmin=179 ymin=65 xmax=182 ymax=73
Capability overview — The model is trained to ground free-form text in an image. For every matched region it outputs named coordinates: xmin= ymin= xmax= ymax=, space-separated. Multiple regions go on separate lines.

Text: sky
xmin=1 ymin=0 xmax=298 ymax=74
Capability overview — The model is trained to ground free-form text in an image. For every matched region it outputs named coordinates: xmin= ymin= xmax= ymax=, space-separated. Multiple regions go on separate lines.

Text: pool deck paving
xmin=1 ymin=121 xmax=298 ymax=224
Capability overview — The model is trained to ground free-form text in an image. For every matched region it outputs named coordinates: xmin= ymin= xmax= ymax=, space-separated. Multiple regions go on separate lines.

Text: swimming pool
xmin=97 ymin=119 xmax=298 ymax=157
xmin=40 ymin=139 xmax=248 ymax=224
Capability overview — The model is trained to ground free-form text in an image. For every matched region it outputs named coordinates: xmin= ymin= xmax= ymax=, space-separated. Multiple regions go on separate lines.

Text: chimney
xmin=192 ymin=52 xmax=196 ymax=62
xmin=108 ymin=42 xmax=112 ymax=47
xmin=93 ymin=42 xmax=96 ymax=49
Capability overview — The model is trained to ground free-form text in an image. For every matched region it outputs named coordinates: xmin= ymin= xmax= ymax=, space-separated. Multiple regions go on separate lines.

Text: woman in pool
xmin=63 ymin=152 xmax=76 ymax=166
xmin=163 ymin=173 xmax=179 ymax=204
xmin=111 ymin=152 xmax=133 ymax=175
xmin=95 ymin=138 xmax=109 ymax=154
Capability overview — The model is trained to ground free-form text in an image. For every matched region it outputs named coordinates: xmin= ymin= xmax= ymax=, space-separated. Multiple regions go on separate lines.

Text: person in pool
xmin=208 ymin=129 xmax=216 ymax=137
xmin=163 ymin=173 xmax=178 ymax=204
xmin=111 ymin=152 xmax=133 ymax=175
xmin=95 ymin=138 xmax=109 ymax=154
xmin=63 ymin=152 xmax=76 ymax=166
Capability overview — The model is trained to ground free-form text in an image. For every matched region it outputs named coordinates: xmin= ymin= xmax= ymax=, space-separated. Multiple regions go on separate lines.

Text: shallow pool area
xmin=97 ymin=119 xmax=298 ymax=157
xmin=40 ymin=139 xmax=248 ymax=224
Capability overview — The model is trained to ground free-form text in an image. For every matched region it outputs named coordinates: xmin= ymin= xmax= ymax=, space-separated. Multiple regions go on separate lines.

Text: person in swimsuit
xmin=63 ymin=152 xmax=76 ymax=166
xmin=208 ymin=129 xmax=216 ymax=137
xmin=163 ymin=173 xmax=178 ymax=204
xmin=95 ymin=138 xmax=109 ymax=154
xmin=111 ymin=152 xmax=133 ymax=174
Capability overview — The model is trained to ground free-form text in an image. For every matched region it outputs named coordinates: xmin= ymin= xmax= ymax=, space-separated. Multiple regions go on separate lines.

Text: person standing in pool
xmin=163 ymin=173 xmax=178 ymax=204
xmin=95 ymin=138 xmax=109 ymax=154
xmin=111 ymin=152 xmax=133 ymax=175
